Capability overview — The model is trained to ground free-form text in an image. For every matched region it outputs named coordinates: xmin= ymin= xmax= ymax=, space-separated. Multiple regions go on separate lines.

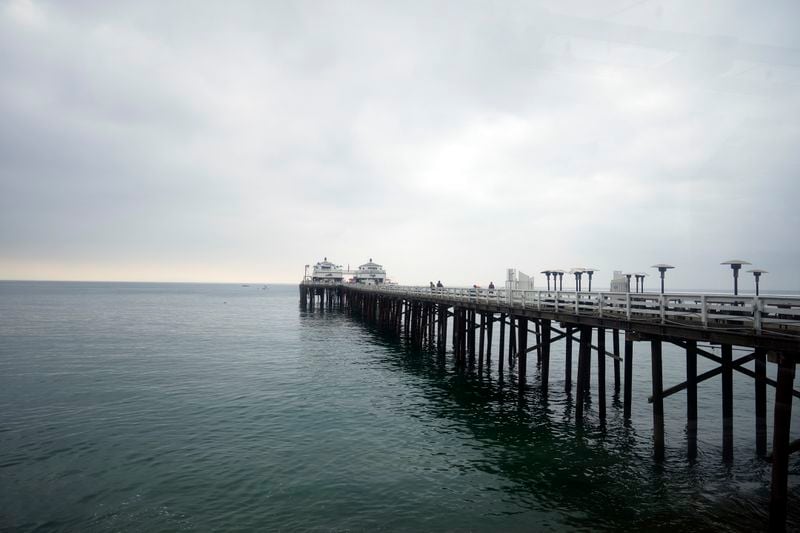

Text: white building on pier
xmin=311 ymin=258 xmax=344 ymax=283
xmin=353 ymin=259 xmax=386 ymax=285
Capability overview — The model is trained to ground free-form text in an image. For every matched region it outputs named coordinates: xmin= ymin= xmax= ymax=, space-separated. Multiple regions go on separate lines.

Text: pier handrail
xmin=303 ymin=282 xmax=800 ymax=336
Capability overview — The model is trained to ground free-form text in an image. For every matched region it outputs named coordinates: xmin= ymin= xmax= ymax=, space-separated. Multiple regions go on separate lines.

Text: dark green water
xmin=0 ymin=282 xmax=797 ymax=531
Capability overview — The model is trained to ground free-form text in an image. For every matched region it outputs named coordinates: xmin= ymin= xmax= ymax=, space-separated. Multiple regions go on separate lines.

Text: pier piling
xmin=722 ymin=344 xmax=734 ymax=463
xmin=598 ymin=327 xmax=606 ymax=422
xmin=686 ymin=340 xmax=698 ymax=461
xmin=486 ymin=314 xmax=494 ymax=365
xmin=576 ymin=326 xmax=591 ymax=421
xmin=541 ymin=319 xmax=551 ymax=392
xmin=518 ymin=317 xmax=528 ymax=389
xmin=565 ymin=325 xmax=573 ymax=394
xmin=499 ymin=313 xmax=506 ymax=372
xmin=651 ymin=339 xmax=665 ymax=461
xmin=479 ymin=313 xmax=486 ymax=368
xmin=612 ymin=329 xmax=621 ymax=393
xmin=769 ymin=353 xmax=796 ymax=531
xmin=624 ymin=334 xmax=633 ymax=421
xmin=755 ymin=348 xmax=767 ymax=456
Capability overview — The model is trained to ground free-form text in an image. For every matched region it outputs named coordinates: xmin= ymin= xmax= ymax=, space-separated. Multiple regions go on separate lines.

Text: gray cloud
xmin=1 ymin=0 xmax=799 ymax=289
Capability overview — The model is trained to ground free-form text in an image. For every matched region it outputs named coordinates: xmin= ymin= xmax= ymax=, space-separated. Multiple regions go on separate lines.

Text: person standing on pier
xmin=436 ymin=280 xmax=443 ymax=288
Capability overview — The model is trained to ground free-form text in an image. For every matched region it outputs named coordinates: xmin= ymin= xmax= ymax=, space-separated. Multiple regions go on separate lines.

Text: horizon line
xmin=1 ymin=278 xmax=798 ymax=294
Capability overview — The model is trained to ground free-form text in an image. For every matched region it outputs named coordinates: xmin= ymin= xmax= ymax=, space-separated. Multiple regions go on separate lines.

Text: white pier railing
xmin=327 ymin=284 xmax=800 ymax=335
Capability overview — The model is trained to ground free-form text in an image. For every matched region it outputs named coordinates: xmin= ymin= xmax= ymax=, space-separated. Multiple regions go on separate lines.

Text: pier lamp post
xmin=651 ymin=264 xmax=675 ymax=294
xmin=624 ymin=273 xmax=633 ymax=293
xmin=571 ymin=268 xmax=584 ymax=292
xmin=747 ymin=268 xmax=767 ymax=296
xmin=721 ymin=259 xmax=751 ymax=296
xmin=541 ymin=270 xmax=552 ymax=291
xmin=552 ymin=270 xmax=565 ymax=291
xmin=584 ymin=268 xmax=598 ymax=292
xmin=304 ymin=264 xmax=309 ymax=282
xmin=634 ymin=273 xmax=647 ymax=293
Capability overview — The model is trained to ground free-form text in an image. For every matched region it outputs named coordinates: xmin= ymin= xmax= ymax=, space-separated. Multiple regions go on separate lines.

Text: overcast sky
xmin=1 ymin=0 xmax=799 ymax=290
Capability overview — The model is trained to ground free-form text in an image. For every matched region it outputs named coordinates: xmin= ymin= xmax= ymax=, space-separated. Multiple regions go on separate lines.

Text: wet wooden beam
xmin=613 ymin=329 xmax=621 ymax=393
xmin=686 ymin=340 xmax=698 ymax=461
xmin=479 ymin=312 xmax=486 ymax=368
xmin=509 ymin=316 xmax=517 ymax=366
xmin=468 ymin=310 xmax=476 ymax=364
xmin=597 ymin=327 xmax=606 ymax=422
xmin=651 ymin=338 xmax=665 ymax=461
xmin=755 ymin=348 xmax=767 ymax=457
xmin=722 ymin=344 xmax=733 ymax=463
xmin=565 ymin=325 xmax=573 ymax=394
xmin=499 ymin=313 xmax=506 ymax=371
xmin=576 ymin=325 xmax=591 ymax=421
xmin=581 ymin=327 xmax=592 ymax=397
xmin=769 ymin=354 xmax=796 ymax=531
xmin=486 ymin=313 xmax=494 ymax=365
xmin=541 ymin=319 xmax=551 ymax=392
xmin=429 ymin=303 xmax=435 ymax=346
xmin=440 ymin=306 xmax=448 ymax=355
xmin=518 ymin=317 xmax=528 ymax=390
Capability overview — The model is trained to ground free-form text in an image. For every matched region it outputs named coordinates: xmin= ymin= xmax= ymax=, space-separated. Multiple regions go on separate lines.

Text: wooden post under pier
xmin=769 ymin=354 xmax=796 ymax=531
xmin=508 ymin=316 xmax=516 ymax=368
xmin=518 ymin=317 xmax=528 ymax=390
xmin=541 ymin=319 xmax=551 ymax=392
xmin=651 ymin=338 xmax=665 ymax=461
xmin=722 ymin=344 xmax=733 ymax=463
xmin=498 ymin=313 xmax=506 ymax=372
xmin=565 ymin=325 xmax=573 ymax=394
xmin=479 ymin=312 xmax=486 ymax=369
xmin=597 ymin=327 xmax=606 ymax=422
xmin=755 ymin=348 xmax=767 ymax=456
xmin=468 ymin=310 xmax=476 ymax=365
xmin=624 ymin=334 xmax=633 ymax=421
xmin=612 ymin=329 xmax=621 ymax=394
xmin=576 ymin=325 xmax=591 ymax=421
xmin=486 ymin=314 xmax=494 ymax=366
xmin=686 ymin=340 xmax=698 ymax=461
xmin=580 ymin=327 xmax=591 ymax=397
xmin=441 ymin=304 xmax=446 ymax=350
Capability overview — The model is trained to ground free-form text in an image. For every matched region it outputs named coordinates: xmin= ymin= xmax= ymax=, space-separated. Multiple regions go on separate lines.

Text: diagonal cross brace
xmin=670 ymin=340 xmax=800 ymax=400
xmin=525 ymin=332 xmax=567 ymax=354
xmin=552 ymin=326 xmax=622 ymax=361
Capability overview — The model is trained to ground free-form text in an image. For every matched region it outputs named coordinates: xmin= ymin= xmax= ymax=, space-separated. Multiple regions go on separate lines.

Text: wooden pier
xmin=299 ymin=282 xmax=800 ymax=531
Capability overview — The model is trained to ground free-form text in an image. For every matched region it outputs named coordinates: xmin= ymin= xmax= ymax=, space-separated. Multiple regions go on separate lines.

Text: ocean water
xmin=0 ymin=281 xmax=797 ymax=531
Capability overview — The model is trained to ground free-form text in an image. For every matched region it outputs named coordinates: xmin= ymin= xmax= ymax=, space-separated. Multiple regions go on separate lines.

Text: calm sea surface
xmin=1 ymin=281 xmax=797 ymax=531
